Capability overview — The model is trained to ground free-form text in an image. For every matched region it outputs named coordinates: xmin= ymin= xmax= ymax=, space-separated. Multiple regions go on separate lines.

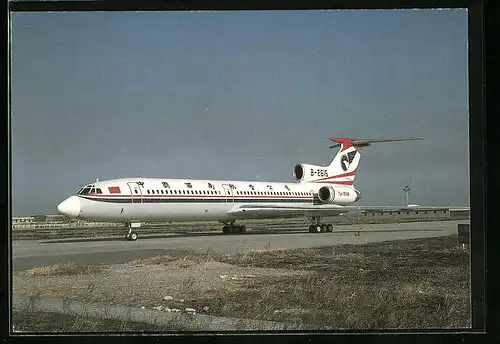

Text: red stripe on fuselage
xmin=310 ymin=180 xmax=354 ymax=185
xmin=84 ymin=194 xmax=313 ymax=198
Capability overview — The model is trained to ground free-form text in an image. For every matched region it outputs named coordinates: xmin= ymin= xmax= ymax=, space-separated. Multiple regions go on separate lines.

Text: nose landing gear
xmin=125 ymin=222 xmax=140 ymax=241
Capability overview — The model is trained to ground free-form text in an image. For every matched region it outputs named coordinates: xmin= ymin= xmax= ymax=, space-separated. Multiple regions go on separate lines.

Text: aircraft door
xmin=127 ymin=182 xmax=143 ymax=204
xmin=222 ymin=184 xmax=234 ymax=203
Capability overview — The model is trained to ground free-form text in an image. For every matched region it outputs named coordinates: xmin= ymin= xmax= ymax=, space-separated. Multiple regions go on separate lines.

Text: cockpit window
xmin=96 ymin=188 xmax=102 ymax=194
xmin=78 ymin=187 xmax=91 ymax=195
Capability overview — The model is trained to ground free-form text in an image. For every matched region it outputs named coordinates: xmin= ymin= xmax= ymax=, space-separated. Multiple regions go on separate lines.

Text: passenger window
xmin=147 ymin=190 xmax=150 ymax=194
xmin=183 ymin=190 xmax=186 ymax=194
xmin=174 ymin=190 xmax=177 ymax=194
xmin=134 ymin=190 xmax=138 ymax=194
xmin=161 ymin=190 xmax=164 ymax=194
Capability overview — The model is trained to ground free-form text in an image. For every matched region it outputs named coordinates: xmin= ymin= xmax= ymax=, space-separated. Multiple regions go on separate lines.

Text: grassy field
xmin=13 ymin=234 xmax=470 ymax=331
xmin=12 ymin=310 xmax=169 ymax=333
xmin=212 ymin=235 xmax=471 ymax=328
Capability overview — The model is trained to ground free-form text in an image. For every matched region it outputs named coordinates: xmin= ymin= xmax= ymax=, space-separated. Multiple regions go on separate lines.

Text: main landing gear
xmin=222 ymin=221 xmax=246 ymax=235
xmin=125 ymin=222 xmax=140 ymax=241
xmin=307 ymin=216 xmax=334 ymax=233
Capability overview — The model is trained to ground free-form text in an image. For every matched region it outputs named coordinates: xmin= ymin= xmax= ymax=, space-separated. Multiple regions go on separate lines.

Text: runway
xmin=12 ymin=220 xmax=467 ymax=271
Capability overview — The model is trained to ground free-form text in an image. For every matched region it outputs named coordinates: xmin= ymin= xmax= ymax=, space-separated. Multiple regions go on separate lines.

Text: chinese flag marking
xmin=108 ymin=186 xmax=121 ymax=194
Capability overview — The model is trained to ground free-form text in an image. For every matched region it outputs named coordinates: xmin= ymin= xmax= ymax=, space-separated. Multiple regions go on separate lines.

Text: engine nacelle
xmin=293 ymin=164 xmax=330 ymax=182
xmin=317 ymin=186 xmax=360 ymax=205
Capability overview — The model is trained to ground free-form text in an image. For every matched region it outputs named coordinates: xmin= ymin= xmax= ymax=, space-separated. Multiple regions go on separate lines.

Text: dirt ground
xmin=12 ymin=235 xmax=471 ymax=330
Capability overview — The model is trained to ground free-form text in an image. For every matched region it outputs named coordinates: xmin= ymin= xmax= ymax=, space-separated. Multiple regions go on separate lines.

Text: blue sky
xmin=11 ymin=9 xmax=469 ymax=216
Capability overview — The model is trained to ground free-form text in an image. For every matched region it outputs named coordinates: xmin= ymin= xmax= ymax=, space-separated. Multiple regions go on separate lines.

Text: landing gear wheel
xmin=308 ymin=225 xmax=315 ymax=233
xmin=316 ymin=225 xmax=322 ymax=233
xmin=321 ymin=224 xmax=328 ymax=232
xmin=327 ymin=224 xmax=334 ymax=232
xmin=222 ymin=226 xmax=229 ymax=234
xmin=130 ymin=232 xmax=138 ymax=241
xmin=239 ymin=226 xmax=246 ymax=233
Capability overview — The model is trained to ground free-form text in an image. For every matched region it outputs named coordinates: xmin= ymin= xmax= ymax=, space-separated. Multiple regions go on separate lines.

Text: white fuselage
xmin=58 ymin=177 xmax=358 ymax=223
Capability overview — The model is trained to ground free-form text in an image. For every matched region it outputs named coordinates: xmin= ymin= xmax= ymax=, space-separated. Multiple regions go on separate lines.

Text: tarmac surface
xmin=12 ymin=220 xmax=467 ymax=271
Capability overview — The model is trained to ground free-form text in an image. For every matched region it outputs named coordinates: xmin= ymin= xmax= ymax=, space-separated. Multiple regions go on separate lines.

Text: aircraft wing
xmin=226 ymin=204 xmax=349 ymax=219
xmin=226 ymin=204 xmax=451 ymax=219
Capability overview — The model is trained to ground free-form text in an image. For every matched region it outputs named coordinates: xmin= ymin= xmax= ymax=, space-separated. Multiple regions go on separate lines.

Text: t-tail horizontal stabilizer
xmin=328 ymin=136 xmax=423 ymax=149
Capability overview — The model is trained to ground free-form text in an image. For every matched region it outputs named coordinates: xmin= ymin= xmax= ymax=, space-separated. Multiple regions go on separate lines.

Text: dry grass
xmin=23 ymin=262 xmax=107 ymax=277
xmin=13 ymin=235 xmax=470 ymax=330
xmin=12 ymin=310 xmax=171 ymax=332
xmin=201 ymin=235 xmax=471 ymax=329
xmin=123 ymin=235 xmax=471 ymax=329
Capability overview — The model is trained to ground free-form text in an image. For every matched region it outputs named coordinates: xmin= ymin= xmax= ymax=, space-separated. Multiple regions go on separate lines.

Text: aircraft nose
xmin=57 ymin=196 xmax=81 ymax=217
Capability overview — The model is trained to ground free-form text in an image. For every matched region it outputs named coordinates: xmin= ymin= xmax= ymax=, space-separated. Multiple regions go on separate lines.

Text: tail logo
xmin=340 ymin=151 xmax=357 ymax=171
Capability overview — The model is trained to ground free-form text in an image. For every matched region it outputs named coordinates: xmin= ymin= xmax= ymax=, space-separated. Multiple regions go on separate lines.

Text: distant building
xmin=12 ymin=216 xmax=34 ymax=224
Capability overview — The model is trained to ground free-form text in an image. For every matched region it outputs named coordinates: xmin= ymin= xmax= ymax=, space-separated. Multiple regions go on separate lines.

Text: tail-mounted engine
xmin=317 ymin=185 xmax=361 ymax=205
xmin=293 ymin=164 xmax=330 ymax=182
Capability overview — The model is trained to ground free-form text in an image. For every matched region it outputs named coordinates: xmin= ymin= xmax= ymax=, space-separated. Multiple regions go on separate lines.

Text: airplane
xmin=57 ymin=136 xmax=424 ymax=241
